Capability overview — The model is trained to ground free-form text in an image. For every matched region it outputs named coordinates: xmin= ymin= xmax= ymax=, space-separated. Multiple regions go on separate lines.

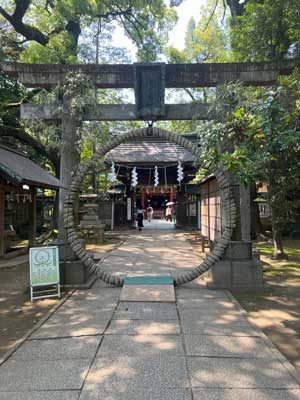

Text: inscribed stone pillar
xmin=223 ymin=174 xmax=251 ymax=242
xmin=220 ymin=171 xmax=242 ymax=240
xmin=240 ymin=184 xmax=251 ymax=241
xmin=209 ymin=172 xmax=263 ymax=290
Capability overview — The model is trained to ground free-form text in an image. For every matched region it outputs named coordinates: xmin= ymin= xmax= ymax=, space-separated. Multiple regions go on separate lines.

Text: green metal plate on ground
xmin=124 ymin=276 xmax=174 ymax=285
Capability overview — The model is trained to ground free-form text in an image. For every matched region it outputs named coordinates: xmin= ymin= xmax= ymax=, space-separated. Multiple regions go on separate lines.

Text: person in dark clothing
xmin=136 ymin=202 xmax=144 ymax=231
xmin=136 ymin=209 xmax=144 ymax=231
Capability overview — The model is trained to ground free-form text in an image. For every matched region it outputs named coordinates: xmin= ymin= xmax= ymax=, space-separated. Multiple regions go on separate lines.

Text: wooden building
xmin=200 ymin=176 xmax=222 ymax=242
xmin=0 ymin=146 xmax=59 ymax=258
xmin=104 ymin=134 xmax=204 ymax=229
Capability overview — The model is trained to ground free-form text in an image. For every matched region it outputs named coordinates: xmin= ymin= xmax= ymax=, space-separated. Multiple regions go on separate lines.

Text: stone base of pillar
xmin=206 ymin=241 xmax=264 ymax=291
xmin=50 ymin=239 xmax=94 ymax=287
xmin=60 ymin=260 xmax=95 ymax=287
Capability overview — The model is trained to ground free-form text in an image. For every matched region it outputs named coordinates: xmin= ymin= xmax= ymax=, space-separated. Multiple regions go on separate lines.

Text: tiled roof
xmin=106 ymin=135 xmax=197 ymax=164
xmin=0 ymin=146 xmax=59 ymax=188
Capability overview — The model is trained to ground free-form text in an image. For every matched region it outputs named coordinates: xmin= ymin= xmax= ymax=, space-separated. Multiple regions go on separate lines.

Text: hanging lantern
xmin=177 ymin=161 xmax=183 ymax=184
xmin=154 ymin=166 xmax=159 ymax=187
xmin=131 ymin=167 xmax=138 ymax=187
xmin=109 ymin=162 xmax=117 ymax=183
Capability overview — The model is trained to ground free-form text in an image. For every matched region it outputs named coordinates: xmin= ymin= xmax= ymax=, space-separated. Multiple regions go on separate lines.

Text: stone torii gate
xmin=1 ymin=60 xmax=297 ymax=288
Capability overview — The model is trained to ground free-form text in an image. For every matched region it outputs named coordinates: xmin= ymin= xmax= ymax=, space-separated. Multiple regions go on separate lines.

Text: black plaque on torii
xmin=134 ymin=63 xmax=166 ymax=120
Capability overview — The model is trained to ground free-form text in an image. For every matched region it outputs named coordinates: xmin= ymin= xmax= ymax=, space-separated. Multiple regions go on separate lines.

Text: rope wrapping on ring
xmin=64 ymin=127 xmax=237 ymax=287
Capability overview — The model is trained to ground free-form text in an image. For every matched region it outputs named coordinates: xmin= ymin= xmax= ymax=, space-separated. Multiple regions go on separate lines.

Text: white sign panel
xmin=189 ymin=203 xmax=196 ymax=217
xmin=29 ymin=246 xmax=60 ymax=301
xmin=197 ymin=200 xmax=201 ymax=229
xmin=127 ymin=197 xmax=132 ymax=221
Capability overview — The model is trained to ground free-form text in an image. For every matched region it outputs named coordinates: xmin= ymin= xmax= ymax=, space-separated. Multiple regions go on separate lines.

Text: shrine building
xmin=100 ymin=132 xmax=221 ymax=244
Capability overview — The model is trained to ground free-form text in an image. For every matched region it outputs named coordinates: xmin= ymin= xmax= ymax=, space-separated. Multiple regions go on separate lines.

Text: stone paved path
xmin=0 ymin=232 xmax=300 ymax=399
xmin=96 ymin=231 xmax=202 ymax=279
xmin=143 ymin=219 xmax=175 ymax=230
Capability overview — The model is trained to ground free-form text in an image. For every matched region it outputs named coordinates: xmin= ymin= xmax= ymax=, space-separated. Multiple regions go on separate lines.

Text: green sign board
xmin=29 ymin=246 xmax=60 ymax=286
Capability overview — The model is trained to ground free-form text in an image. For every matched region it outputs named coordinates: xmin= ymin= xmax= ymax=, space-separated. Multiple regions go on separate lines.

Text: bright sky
xmin=112 ymin=0 xmax=205 ymax=61
xmin=168 ymin=0 xmax=203 ymax=50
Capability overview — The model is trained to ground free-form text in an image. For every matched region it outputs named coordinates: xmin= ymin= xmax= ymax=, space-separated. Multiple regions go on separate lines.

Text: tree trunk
xmin=269 ymin=162 xmax=288 ymax=259
xmin=225 ymin=0 xmax=246 ymax=16
xmin=65 ymin=20 xmax=81 ymax=57
xmin=271 ymin=206 xmax=288 ymax=260
xmin=250 ymin=184 xmax=265 ymax=239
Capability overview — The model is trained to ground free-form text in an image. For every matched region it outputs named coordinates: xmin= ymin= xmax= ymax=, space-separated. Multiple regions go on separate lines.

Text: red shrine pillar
xmin=170 ymin=190 xmax=174 ymax=203
xmin=170 ymin=190 xmax=174 ymax=213
xmin=141 ymin=189 xmax=145 ymax=209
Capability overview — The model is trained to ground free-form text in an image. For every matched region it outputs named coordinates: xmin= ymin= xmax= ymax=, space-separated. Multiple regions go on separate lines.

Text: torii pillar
xmin=57 ymin=93 xmax=90 ymax=286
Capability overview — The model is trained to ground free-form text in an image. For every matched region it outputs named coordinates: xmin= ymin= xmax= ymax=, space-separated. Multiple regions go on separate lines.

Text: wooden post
xmin=111 ymin=198 xmax=115 ymax=231
xmin=208 ymin=181 xmax=211 ymax=242
xmin=132 ymin=190 xmax=136 ymax=225
xmin=141 ymin=189 xmax=145 ymax=209
xmin=29 ymin=186 xmax=37 ymax=247
xmin=0 ymin=188 xmax=5 ymax=257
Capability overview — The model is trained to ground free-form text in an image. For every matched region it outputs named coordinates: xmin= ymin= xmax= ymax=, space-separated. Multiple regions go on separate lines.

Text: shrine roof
xmin=0 ymin=146 xmax=59 ymax=189
xmin=106 ymin=134 xmax=198 ymax=165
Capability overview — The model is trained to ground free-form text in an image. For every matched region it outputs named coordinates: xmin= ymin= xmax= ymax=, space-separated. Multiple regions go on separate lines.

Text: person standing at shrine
xmin=136 ymin=202 xmax=144 ymax=231
xmin=146 ymin=200 xmax=153 ymax=222
xmin=166 ymin=205 xmax=173 ymax=222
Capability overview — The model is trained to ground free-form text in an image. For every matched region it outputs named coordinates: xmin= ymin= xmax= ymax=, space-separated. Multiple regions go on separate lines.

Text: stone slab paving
xmin=181 ymin=317 xmax=261 ymax=336
xmin=179 ymin=308 xmax=243 ymax=320
xmin=80 ymin=388 xmax=192 ymax=400
xmin=113 ymin=302 xmax=178 ymax=320
xmin=0 ymin=392 xmax=80 ymax=400
xmin=177 ymin=298 xmax=236 ymax=309
xmin=120 ymin=284 xmax=175 ymax=302
xmin=97 ymin=335 xmax=184 ymax=356
xmin=192 ymin=389 xmax=300 ymax=400
xmin=71 ymin=288 xmax=122 ymax=301
xmin=94 ymin=231 xmax=203 ymax=278
xmin=105 ymin=319 xmax=181 ymax=335
xmin=83 ymin=355 xmax=190 ymax=390
xmin=176 ymin=288 xmax=228 ymax=299
xmin=13 ymin=336 xmax=102 ymax=361
xmin=55 ymin=305 xmax=115 ymax=318
xmin=59 ymin=298 xmax=119 ymax=311
xmin=143 ymin=220 xmax=175 ymax=230
xmin=188 ymin=357 xmax=299 ymax=388
xmin=1 ymin=231 xmax=300 ymax=400
xmin=184 ymin=335 xmax=275 ymax=358
xmin=31 ymin=313 xmax=111 ymax=339
xmin=0 ymin=358 xmax=90 ymax=391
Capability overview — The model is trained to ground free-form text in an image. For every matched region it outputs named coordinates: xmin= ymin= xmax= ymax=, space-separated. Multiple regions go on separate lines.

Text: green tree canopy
xmin=167 ymin=0 xmax=230 ymax=64
xmin=0 ymin=0 xmax=177 ymax=63
xmin=230 ymin=0 xmax=300 ymax=61
xmin=197 ymin=75 xmax=300 ymax=258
